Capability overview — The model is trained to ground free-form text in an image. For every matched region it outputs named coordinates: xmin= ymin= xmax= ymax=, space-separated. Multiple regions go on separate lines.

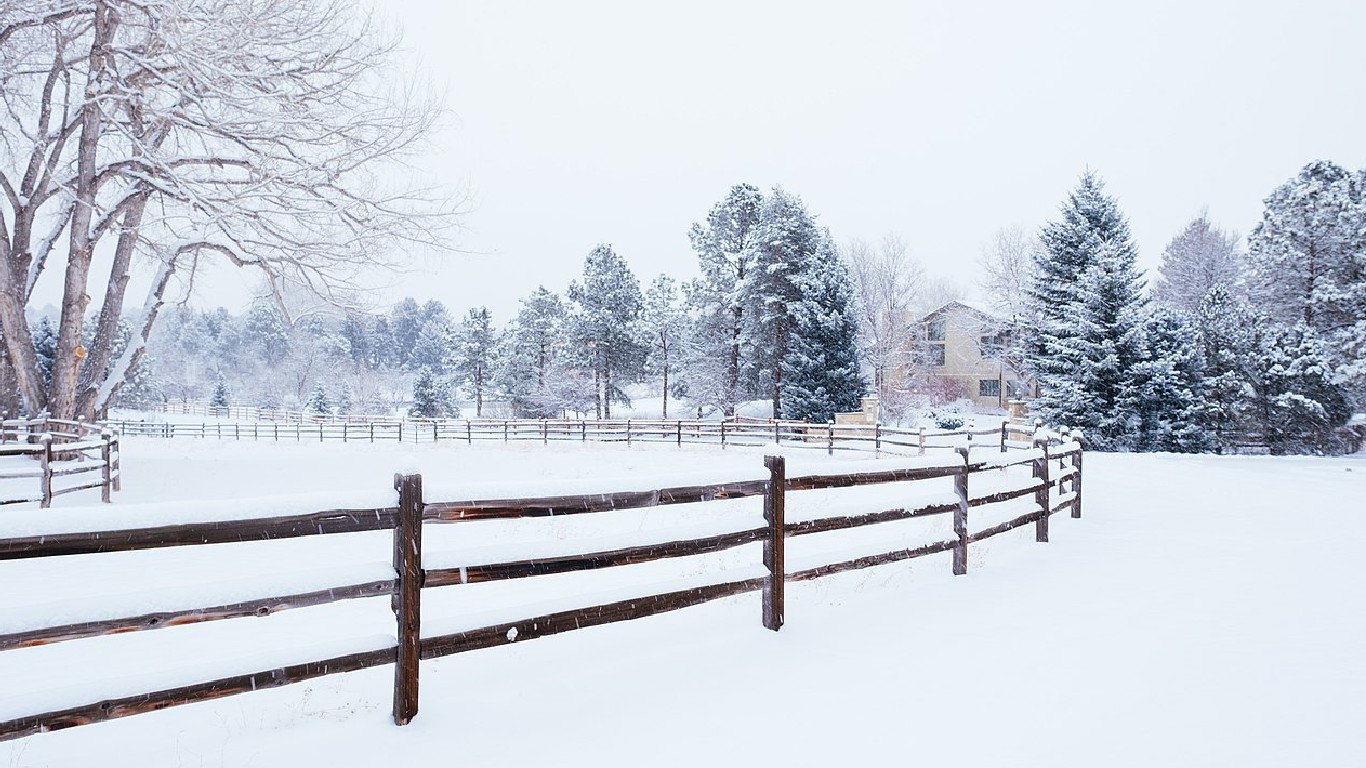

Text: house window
xmin=979 ymin=334 xmax=1004 ymax=357
xmin=979 ymin=379 xmax=1001 ymax=398
xmin=928 ymin=344 xmax=946 ymax=367
xmin=927 ymin=319 xmax=946 ymax=342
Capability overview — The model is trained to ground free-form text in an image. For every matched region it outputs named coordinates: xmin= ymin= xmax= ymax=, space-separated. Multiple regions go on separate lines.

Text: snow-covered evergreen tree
xmin=336 ymin=382 xmax=354 ymax=415
xmin=566 ymin=245 xmax=645 ymax=419
xmin=641 ymin=275 xmax=686 ymax=419
xmin=688 ymin=183 xmax=765 ymax=415
xmin=743 ymin=187 xmax=823 ymax=417
xmin=452 ymin=307 xmax=496 ymax=417
xmin=1249 ymin=323 xmax=1352 ymax=454
xmin=32 ymin=317 xmax=57 ymax=389
xmin=1247 ymin=161 xmax=1366 ymax=392
xmin=1127 ymin=308 xmax=1210 ymax=453
xmin=1195 ymin=287 xmax=1261 ymax=451
xmin=388 ymin=298 xmax=425 ymax=369
xmin=1029 ymin=173 xmax=1148 ymax=449
xmin=408 ymin=303 xmax=454 ymax=374
xmin=338 ymin=314 xmax=374 ymax=372
xmin=210 ymin=376 xmax=231 ymax=410
xmin=408 ymin=368 xmax=453 ymax=419
xmin=1152 ymin=214 xmax=1244 ymax=312
xmin=781 ymin=233 xmax=866 ymax=422
xmin=241 ymin=303 xmax=289 ymax=366
xmin=305 ymin=382 xmax=330 ymax=415
xmin=674 ymin=279 xmax=735 ymax=418
xmin=498 ymin=287 xmax=567 ymax=418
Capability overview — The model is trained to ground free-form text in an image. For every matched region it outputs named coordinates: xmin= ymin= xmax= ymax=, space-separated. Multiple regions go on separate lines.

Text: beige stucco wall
xmin=923 ymin=305 xmax=1017 ymax=409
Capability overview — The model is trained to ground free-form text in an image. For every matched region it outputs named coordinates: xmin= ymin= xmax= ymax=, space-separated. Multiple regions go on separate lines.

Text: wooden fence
xmin=105 ymin=415 xmax=1043 ymax=457
xmin=0 ymin=435 xmax=1082 ymax=741
xmin=0 ymin=419 xmax=121 ymax=508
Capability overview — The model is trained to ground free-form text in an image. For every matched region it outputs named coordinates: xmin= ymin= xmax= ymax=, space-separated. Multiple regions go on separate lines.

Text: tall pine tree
xmin=688 ymin=184 xmax=764 ymax=415
xmin=743 ymin=187 xmax=822 ymax=418
xmin=781 ymin=233 xmax=866 ymax=422
xmin=1029 ymin=173 xmax=1148 ymax=449
xmin=566 ymin=245 xmax=644 ymax=419
xmin=452 ymin=307 xmax=496 ymax=417
xmin=1247 ymin=161 xmax=1366 ymax=392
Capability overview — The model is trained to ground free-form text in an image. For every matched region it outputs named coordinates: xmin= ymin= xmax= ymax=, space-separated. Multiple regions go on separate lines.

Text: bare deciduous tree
xmin=0 ymin=0 xmax=455 ymax=419
xmin=847 ymin=233 xmax=924 ymax=420
xmin=1153 ymin=212 xmax=1243 ymax=313
xmin=976 ymin=226 xmax=1040 ymax=319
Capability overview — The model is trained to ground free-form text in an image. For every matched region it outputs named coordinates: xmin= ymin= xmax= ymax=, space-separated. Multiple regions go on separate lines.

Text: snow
xmin=1 ymin=439 xmax=1364 ymax=766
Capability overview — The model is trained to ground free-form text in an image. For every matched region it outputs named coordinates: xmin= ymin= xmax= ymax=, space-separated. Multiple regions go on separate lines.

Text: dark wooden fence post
xmin=100 ymin=430 xmax=113 ymax=503
xmin=874 ymin=422 xmax=881 ymax=457
xmin=1071 ymin=430 xmax=1084 ymax=518
xmin=676 ymin=420 xmax=682 ymax=447
xmin=1000 ymin=420 xmax=1009 ymax=452
xmin=953 ymin=446 xmax=969 ymax=575
xmin=826 ymin=423 xmax=834 ymax=455
xmin=626 ymin=420 xmax=632 ymax=447
xmin=762 ymin=455 xmax=786 ymax=631
xmin=1033 ymin=436 xmax=1050 ymax=542
xmin=720 ymin=420 xmax=727 ymax=449
xmin=392 ymin=473 xmax=424 ymax=726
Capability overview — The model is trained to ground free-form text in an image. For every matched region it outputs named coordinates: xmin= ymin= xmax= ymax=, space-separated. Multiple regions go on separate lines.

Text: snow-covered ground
xmin=2 ymin=438 xmax=1364 ymax=767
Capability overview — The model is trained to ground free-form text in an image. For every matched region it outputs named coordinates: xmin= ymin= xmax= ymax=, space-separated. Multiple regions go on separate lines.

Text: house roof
xmin=916 ymin=300 xmax=1004 ymax=325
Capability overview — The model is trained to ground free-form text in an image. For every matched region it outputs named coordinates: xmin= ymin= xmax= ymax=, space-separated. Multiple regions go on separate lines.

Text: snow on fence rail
xmin=0 ymin=419 xmax=120 ymax=508
xmin=0 ymin=435 xmax=1082 ymax=741
xmin=105 ymin=415 xmax=1044 ymax=456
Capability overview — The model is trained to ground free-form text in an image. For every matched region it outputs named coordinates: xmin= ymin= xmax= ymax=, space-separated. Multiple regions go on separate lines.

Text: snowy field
xmin=1 ymin=438 xmax=1364 ymax=767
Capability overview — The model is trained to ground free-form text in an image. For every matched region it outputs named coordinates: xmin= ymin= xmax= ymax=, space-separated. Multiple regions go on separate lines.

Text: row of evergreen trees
xmin=138 ymin=185 xmax=867 ymax=423
xmin=1027 ymin=163 xmax=1362 ymax=454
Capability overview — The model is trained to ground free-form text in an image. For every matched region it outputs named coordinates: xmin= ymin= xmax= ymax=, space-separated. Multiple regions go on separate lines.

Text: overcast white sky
xmin=195 ymin=1 xmax=1366 ymax=319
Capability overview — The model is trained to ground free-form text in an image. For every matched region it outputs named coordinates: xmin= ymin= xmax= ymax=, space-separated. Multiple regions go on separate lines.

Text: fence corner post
xmin=762 ymin=454 xmax=786 ymax=631
xmin=1033 ymin=436 xmax=1050 ymax=542
xmin=953 ymin=446 xmax=969 ymax=575
xmin=392 ymin=472 xmax=424 ymax=726
xmin=39 ymin=433 xmax=53 ymax=509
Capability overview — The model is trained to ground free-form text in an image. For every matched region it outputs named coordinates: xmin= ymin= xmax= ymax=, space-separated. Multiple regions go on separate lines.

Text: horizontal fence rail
xmin=0 ymin=435 xmax=1083 ymax=742
xmin=104 ymin=413 xmax=1065 ymax=459
xmin=0 ymin=418 xmax=120 ymax=508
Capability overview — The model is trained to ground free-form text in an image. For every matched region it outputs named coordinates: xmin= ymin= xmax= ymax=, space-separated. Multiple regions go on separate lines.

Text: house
xmin=916 ymin=301 xmax=1033 ymax=410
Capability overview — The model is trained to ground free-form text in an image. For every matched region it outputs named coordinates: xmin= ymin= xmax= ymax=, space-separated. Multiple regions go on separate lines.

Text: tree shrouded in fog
xmin=0 ymin=0 xmax=453 ymax=419
xmin=848 ymin=234 xmax=922 ymax=420
xmin=1151 ymin=214 xmax=1243 ymax=312
xmin=688 ymin=183 xmax=763 ymax=416
xmin=566 ymin=245 xmax=644 ymax=419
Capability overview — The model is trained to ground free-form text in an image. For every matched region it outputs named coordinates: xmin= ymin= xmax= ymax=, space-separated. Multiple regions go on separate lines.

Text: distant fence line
xmin=0 ymin=433 xmax=1083 ymax=741
xmin=0 ymin=419 xmax=120 ymax=508
xmin=108 ymin=413 xmax=1045 ymax=457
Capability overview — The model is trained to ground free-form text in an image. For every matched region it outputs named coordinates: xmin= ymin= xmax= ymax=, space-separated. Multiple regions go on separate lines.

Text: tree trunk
xmin=50 ymin=1 xmax=116 ymax=420
xmin=726 ymin=306 xmax=740 ymax=418
xmin=76 ymin=191 xmax=150 ymax=419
